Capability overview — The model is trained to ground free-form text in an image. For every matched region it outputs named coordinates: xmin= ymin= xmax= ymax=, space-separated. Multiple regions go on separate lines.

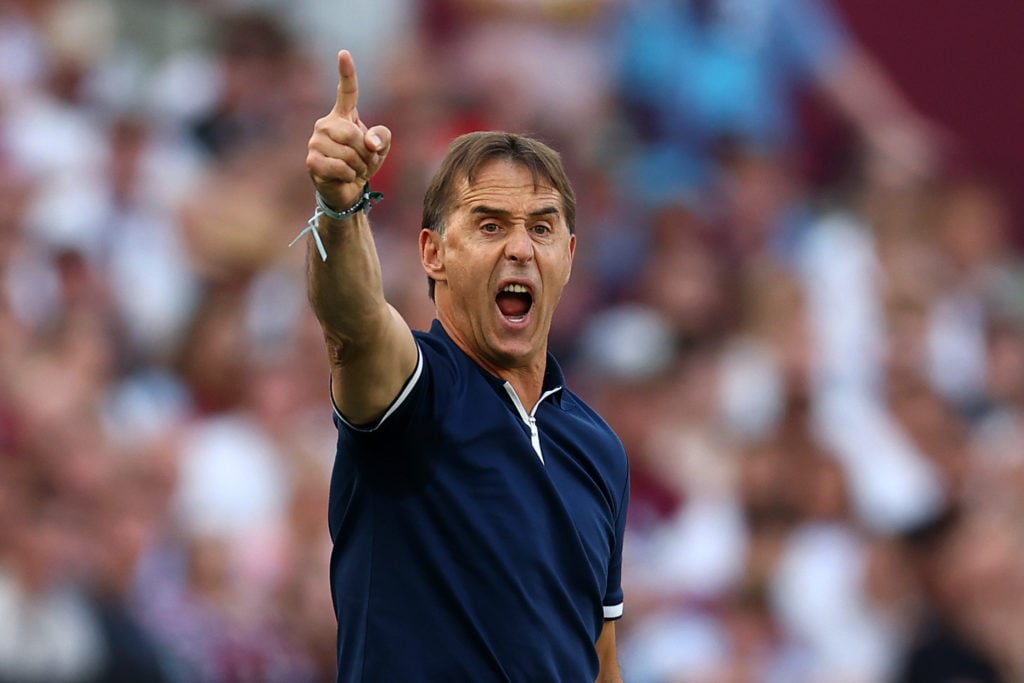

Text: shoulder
xmin=412 ymin=326 xmax=463 ymax=380
xmin=561 ymin=389 xmax=617 ymax=436
xmin=413 ymin=323 xmax=474 ymax=370
xmin=560 ymin=389 xmax=630 ymax=476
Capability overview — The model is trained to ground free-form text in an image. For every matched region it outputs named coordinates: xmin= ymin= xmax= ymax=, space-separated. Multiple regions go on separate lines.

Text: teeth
xmin=502 ymin=284 xmax=529 ymax=294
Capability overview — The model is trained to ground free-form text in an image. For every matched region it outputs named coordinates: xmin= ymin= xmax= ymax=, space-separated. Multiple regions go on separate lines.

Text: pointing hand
xmin=306 ymin=50 xmax=391 ymax=212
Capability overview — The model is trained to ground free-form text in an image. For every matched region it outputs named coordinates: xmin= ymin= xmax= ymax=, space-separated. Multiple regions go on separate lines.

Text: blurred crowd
xmin=0 ymin=0 xmax=1022 ymax=682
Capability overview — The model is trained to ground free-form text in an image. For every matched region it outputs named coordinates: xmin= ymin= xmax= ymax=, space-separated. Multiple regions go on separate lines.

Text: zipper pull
xmin=527 ymin=416 xmax=543 ymax=464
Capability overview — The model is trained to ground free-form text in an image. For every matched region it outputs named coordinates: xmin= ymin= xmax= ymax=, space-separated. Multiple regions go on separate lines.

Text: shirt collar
xmin=428 ymin=319 xmax=566 ymax=406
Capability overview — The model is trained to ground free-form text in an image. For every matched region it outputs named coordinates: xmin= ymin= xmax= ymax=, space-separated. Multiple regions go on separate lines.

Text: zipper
xmin=503 ymin=382 xmax=560 ymax=464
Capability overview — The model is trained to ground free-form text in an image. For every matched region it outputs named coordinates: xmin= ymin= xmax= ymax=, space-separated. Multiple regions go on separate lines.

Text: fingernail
xmin=370 ymin=134 xmax=382 ymax=149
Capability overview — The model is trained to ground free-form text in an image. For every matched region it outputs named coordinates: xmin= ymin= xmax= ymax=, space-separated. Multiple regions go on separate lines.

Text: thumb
xmin=365 ymin=125 xmax=392 ymax=158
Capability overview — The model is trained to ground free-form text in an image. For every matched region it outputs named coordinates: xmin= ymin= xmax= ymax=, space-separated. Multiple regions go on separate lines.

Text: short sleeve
xmin=329 ymin=334 xmax=463 ymax=494
xmin=603 ymin=465 xmax=630 ymax=620
xmin=332 ymin=344 xmax=425 ymax=433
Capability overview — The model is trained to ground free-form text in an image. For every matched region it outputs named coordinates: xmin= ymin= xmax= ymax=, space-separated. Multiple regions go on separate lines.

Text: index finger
xmin=333 ymin=50 xmax=359 ymax=117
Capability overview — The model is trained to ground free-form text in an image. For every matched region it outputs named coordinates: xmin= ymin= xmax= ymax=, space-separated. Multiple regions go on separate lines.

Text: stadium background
xmin=1 ymin=0 xmax=1022 ymax=681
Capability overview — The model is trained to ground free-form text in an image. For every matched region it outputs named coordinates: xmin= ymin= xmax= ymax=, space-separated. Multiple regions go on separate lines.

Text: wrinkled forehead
xmin=452 ymin=158 xmax=564 ymax=210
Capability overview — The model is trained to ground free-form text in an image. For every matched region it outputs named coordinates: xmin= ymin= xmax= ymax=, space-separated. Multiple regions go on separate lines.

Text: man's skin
xmin=304 ymin=50 xmax=622 ymax=681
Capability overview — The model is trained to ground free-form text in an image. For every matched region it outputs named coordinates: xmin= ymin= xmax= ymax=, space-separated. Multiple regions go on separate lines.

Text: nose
xmin=504 ymin=225 xmax=534 ymax=263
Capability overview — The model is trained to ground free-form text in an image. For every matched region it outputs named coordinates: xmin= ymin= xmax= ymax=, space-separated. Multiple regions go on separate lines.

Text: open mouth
xmin=495 ymin=283 xmax=533 ymax=323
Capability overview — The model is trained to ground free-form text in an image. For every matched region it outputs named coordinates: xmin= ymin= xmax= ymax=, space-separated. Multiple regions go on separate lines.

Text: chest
xmin=426 ymin=388 xmax=620 ymax=574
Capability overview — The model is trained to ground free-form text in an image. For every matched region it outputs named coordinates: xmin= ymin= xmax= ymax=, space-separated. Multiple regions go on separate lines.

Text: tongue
xmin=496 ymin=293 xmax=531 ymax=318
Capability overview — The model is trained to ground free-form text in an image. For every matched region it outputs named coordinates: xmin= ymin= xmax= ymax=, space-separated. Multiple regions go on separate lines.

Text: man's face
xmin=422 ymin=158 xmax=576 ymax=372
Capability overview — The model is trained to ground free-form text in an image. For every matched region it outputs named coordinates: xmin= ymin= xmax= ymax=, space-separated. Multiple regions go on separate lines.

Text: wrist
xmin=289 ymin=183 xmax=385 ymax=262
xmin=317 ymin=183 xmax=384 ymax=222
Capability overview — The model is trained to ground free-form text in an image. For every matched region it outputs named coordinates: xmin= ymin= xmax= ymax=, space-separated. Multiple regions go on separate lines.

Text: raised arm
xmin=305 ymin=50 xmax=418 ymax=425
xmin=817 ymin=47 xmax=944 ymax=186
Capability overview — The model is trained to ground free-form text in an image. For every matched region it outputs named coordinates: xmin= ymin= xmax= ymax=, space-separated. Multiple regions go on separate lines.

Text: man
xmin=614 ymin=0 xmax=942 ymax=196
xmin=300 ymin=50 xmax=629 ymax=682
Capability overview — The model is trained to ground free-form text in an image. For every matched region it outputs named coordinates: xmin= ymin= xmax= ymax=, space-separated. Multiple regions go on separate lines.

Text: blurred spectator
xmin=0 ymin=1 xmax=1020 ymax=681
xmin=188 ymin=12 xmax=295 ymax=158
xmin=81 ymin=456 xmax=171 ymax=683
xmin=0 ymin=491 xmax=106 ymax=683
xmin=613 ymin=0 xmax=942 ymax=202
xmin=927 ymin=179 xmax=1022 ymax=416
xmin=440 ymin=0 xmax=618 ymax=154
xmin=895 ymin=508 xmax=1006 ymax=683
xmin=798 ymin=200 xmax=948 ymax=533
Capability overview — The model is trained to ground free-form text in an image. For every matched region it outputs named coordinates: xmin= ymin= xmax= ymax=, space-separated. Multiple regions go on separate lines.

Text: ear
xmin=420 ymin=229 xmax=446 ymax=283
xmin=564 ymin=234 xmax=576 ymax=285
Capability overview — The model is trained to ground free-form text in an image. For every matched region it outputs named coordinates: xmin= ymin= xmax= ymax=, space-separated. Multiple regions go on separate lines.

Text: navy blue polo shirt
xmin=328 ymin=320 xmax=629 ymax=682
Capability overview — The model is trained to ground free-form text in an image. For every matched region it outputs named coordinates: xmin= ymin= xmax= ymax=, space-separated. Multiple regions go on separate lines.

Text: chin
xmin=487 ymin=331 xmax=540 ymax=366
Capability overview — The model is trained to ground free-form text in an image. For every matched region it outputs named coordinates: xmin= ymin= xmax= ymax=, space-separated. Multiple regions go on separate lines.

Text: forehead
xmin=453 ymin=159 xmax=562 ymax=212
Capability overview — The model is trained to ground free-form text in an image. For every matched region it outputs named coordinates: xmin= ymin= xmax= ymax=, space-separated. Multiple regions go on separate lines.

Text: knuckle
xmin=342 ymin=147 xmax=367 ymax=168
xmin=315 ymin=115 xmax=352 ymax=139
xmin=306 ymin=151 xmax=323 ymax=171
xmin=309 ymin=135 xmax=333 ymax=155
xmin=326 ymin=159 xmax=354 ymax=180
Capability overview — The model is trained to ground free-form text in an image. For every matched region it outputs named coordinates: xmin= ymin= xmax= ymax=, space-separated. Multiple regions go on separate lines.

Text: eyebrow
xmin=470 ymin=205 xmax=560 ymax=219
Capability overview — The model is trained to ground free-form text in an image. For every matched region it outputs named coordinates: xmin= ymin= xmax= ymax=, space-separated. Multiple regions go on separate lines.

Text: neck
xmin=434 ymin=311 xmax=548 ymax=411
xmin=501 ymin=370 xmax=546 ymax=414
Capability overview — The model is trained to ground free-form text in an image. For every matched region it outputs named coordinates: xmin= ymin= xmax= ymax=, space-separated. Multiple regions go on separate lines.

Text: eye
xmin=482 ymin=222 xmax=501 ymax=234
xmin=532 ymin=223 xmax=552 ymax=236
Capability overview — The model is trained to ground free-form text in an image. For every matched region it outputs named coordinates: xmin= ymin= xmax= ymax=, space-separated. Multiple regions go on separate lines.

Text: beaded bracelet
xmin=289 ymin=183 xmax=384 ymax=262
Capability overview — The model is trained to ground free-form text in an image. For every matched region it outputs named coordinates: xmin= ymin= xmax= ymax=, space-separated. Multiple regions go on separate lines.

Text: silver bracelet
xmin=289 ymin=183 xmax=384 ymax=262
xmin=316 ymin=184 xmax=383 ymax=221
